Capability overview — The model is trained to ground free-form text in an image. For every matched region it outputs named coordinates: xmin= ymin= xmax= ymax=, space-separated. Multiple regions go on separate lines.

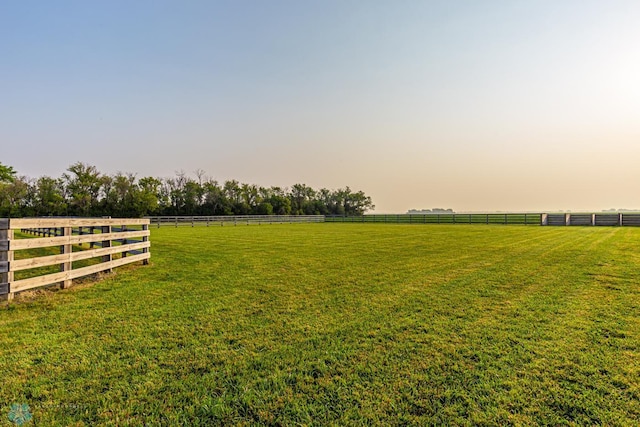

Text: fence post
xmin=102 ymin=223 xmax=113 ymax=273
xmin=565 ymin=213 xmax=571 ymax=226
xmin=60 ymin=226 xmax=72 ymax=289
xmin=1 ymin=220 xmax=14 ymax=302
xmin=89 ymin=226 xmax=96 ymax=249
xmin=122 ymin=225 xmax=128 ymax=257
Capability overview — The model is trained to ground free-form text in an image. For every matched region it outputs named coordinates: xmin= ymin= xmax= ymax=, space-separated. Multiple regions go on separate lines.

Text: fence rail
xmin=147 ymin=215 xmax=324 ymax=227
xmin=327 ymin=213 xmax=640 ymax=226
xmin=147 ymin=213 xmax=640 ymax=227
xmin=326 ymin=213 xmax=543 ymax=225
xmin=540 ymin=213 xmax=640 ymax=226
xmin=1 ymin=218 xmax=150 ymax=302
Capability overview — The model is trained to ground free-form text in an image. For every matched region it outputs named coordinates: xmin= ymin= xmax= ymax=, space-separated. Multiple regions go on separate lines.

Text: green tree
xmin=334 ymin=187 xmax=374 ymax=216
xmin=0 ymin=163 xmax=375 ymax=217
xmin=137 ymin=177 xmax=161 ymax=216
xmin=109 ymin=173 xmax=138 ymax=216
xmin=290 ymin=183 xmax=316 ymax=215
xmin=0 ymin=162 xmax=17 ymax=183
xmin=157 ymin=178 xmax=173 ymax=214
xmin=0 ymin=176 xmax=30 ymax=217
xmin=265 ymin=187 xmax=292 ymax=215
xmin=167 ymin=172 xmax=188 ymax=214
xmin=33 ymin=176 xmax=67 ymax=216
xmin=241 ymin=183 xmax=260 ymax=214
xmin=202 ymin=179 xmax=228 ymax=215
xmin=63 ymin=162 xmax=103 ymax=216
xmin=223 ymin=180 xmax=243 ymax=214
xmin=183 ymin=180 xmax=202 ymax=215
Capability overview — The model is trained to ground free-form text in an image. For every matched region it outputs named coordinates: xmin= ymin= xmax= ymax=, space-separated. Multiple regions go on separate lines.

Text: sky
xmin=1 ymin=0 xmax=639 ymax=213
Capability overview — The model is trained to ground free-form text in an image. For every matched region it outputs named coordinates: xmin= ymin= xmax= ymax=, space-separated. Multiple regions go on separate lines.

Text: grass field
xmin=1 ymin=224 xmax=639 ymax=425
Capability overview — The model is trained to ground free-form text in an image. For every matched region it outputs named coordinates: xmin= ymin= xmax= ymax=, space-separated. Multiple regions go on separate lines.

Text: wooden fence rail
xmin=147 ymin=215 xmax=324 ymax=227
xmin=1 ymin=218 xmax=150 ymax=302
xmin=146 ymin=214 xmax=640 ymax=227
xmin=326 ymin=213 xmax=640 ymax=226
xmin=540 ymin=213 xmax=640 ymax=226
xmin=325 ymin=214 xmax=544 ymax=225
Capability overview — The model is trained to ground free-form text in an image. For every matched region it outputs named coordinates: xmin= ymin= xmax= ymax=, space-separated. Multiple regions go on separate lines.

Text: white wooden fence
xmin=1 ymin=218 xmax=150 ymax=302
xmin=147 ymin=215 xmax=324 ymax=227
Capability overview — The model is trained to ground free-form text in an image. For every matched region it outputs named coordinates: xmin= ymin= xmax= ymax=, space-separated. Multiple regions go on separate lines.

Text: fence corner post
xmin=142 ymin=222 xmax=150 ymax=266
xmin=0 ymin=219 xmax=14 ymax=302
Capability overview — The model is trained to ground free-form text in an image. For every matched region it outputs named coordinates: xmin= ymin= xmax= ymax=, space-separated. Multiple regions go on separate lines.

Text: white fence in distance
xmin=147 ymin=215 xmax=324 ymax=227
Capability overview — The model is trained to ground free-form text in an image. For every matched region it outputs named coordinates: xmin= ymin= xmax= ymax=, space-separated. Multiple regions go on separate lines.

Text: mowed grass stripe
xmin=0 ymin=224 xmax=638 ymax=425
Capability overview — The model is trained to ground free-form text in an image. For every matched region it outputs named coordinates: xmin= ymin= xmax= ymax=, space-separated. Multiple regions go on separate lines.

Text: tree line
xmin=0 ymin=162 xmax=374 ymax=218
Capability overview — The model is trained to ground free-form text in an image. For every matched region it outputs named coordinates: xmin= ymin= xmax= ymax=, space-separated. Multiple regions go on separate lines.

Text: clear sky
xmin=2 ymin=0 xmax=639 ymax=213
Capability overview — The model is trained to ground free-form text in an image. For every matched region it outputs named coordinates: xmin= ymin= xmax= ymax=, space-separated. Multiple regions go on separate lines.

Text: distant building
xmin=407 ymin=208 xmax=454 ymax=214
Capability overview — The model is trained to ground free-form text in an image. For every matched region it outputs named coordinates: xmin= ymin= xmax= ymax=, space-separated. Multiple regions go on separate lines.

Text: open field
xmin=1 ymin=224 xmax=639 ymax=425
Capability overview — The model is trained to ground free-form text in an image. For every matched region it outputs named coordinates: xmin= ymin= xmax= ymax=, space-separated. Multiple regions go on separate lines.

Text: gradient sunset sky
xmin=2 ymin=0 xmax=639 ymax=213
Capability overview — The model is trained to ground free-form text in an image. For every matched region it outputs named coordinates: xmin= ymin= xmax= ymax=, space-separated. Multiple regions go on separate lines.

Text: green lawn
xmin=1 ymin=224 xmax=639 ymax=425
